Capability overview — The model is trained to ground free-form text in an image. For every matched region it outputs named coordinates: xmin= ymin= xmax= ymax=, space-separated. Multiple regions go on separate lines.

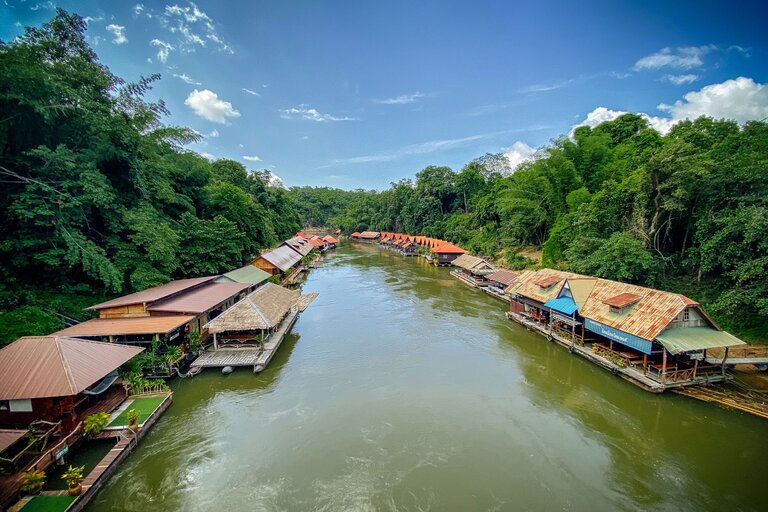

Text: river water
xmin=89 ymin=244 xmax=766 ymax=512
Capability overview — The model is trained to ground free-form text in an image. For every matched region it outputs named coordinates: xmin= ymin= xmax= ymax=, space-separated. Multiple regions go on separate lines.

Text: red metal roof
xmin=433 ymin=243 xmax=466 ymax=254
xmin=323 ymin=235 xmax=338 ymax=243
xmin=53 ymin=315 xmax=194 ymax=337
xmin=147 ymin=282 xmax=250 ymax=314
xmin=86 ymin=276 xmax=217 ymax=311
xmin=0 ymin=337 xmax=143 ymax=400
xmin=351 ymin=232 xmax=361 ymax=237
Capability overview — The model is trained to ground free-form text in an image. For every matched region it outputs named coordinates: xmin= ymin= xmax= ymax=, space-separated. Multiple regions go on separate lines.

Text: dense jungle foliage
xmin=0 ymin=11 xmax=301 ymax=344
xmin=288 ymin=117 xmax=768 ymax=341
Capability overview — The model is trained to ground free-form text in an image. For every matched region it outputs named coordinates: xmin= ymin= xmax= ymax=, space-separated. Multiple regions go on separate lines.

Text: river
xmin=89 ymin=244 xmax=767 ymax=511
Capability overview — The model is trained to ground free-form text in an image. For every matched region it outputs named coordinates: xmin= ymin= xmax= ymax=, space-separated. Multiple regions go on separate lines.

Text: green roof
xmin=655 ymin=327 xmax=746 ymax=355
xmin=218 ymin=265 xmax=270 ymax=285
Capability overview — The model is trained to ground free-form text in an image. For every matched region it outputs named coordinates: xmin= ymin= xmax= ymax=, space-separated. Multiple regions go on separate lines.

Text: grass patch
xmin=20 ymin=495 xmax=76 ymax=512
xmin=107 ymin=395 xmax=166 ymax=427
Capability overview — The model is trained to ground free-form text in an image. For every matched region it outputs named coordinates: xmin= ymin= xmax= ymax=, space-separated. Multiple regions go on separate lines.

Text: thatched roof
xmin=204 ymin=283 xmax=299 ymax=333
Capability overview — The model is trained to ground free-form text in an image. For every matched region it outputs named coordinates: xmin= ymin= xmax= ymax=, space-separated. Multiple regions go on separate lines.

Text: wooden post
xmin=643 ymin=353 xmax=648 ymax=375
xmin=661 ymin=348 xmax=668 ymax=385
xmin=693 ymin=357 xmax=699 ymax=379
xmin=721 ymin=346 xmax=729 ymax=377
xmin=213 ymin=333 xmax=218 ymax=351
xmin=108 ymin=335 xmax=114 ymax=343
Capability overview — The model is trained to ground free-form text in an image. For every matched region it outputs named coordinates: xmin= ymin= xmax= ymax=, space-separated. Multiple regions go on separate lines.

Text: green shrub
xmin=83 ymin=412 xmax=111 ymax=436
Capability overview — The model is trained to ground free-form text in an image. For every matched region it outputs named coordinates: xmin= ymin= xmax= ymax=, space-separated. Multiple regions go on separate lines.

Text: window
xmin=9 ymin=399 xmax=32 ymax=412
xmin=682 ymin=309 xmax=690 ymax=321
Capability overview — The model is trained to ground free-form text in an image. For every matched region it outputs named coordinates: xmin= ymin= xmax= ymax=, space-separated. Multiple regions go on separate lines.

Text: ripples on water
xmin=89 ymin=245 xmax=767 ymax=512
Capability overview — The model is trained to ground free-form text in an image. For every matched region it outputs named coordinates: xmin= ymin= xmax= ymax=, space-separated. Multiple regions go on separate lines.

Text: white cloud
xmin=105 ymin=24 xmax=128 ymax=45
xmin=162 ymin=2 xmax=233 ymax=54
xmin=280 ymin=105 xmax=358 ymax=122
xmin=208 ymin=129 xmax=219 ymax=137
xmin=571 ymin=106 xmax=674 ymax=135
xmin=658 ymin=77 xmax=768 ymax=124
xmin=242 ymin=88 xmax=260 ymax=96
xmin=375 ymin=92 xmax=427 ymax=105
xmin=662 ymin=74 xmax=699 ymax=86
xmin=184 ymin=89 xmax=241 ymax=124
xmin=83 ymin=16 xmax=103 ymax=25
xmin=199 ymin=151 xmax=215 ymax=160
xmin=150 ymin=39 xmax=174 ymax=63
xmin=633 ymin=45 xmax=715 ymax=71
xmin=172 ymin=72 xmax=201 ymax=85
xmin=242 ymin=155 xmax=261 ymax=161
xmin=519 ymin=78 xmax=576 ymax=93
xmin=572 ymin=77 xmax=768 ymax=136
xmin=504 ymin=141 xmax=537 ymax=170
xmin=302 ymin=136 xmax=309 ymax=140
xmin=132 ymin=4 xmax=145 ymax=16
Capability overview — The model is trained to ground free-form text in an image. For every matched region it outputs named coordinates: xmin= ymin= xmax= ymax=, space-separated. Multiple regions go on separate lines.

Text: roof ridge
xmin=54 ymin=336 xmax=78 ymax=395
xmin=246 ymin=295 xmax=272 ymax=328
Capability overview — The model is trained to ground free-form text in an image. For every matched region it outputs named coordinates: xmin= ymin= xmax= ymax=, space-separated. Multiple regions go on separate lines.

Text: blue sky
xmin=2 ymin=1 xmax=767 ymax=190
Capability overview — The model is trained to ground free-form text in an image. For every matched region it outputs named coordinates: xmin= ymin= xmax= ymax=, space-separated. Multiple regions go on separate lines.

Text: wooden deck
xmin=190 ymin=310 xmax=300 ymax=372
xmin=190 ymin=347 xmax=263 ymax=368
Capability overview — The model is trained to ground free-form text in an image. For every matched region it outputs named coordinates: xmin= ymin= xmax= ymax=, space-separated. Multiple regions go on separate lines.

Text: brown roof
xmin=146 ymin=282 xmax=250 ymax=314
xmin=53 ymin=315 xmax=193 ymax=337
xmin=359 ymin=231 xmax=380 ymax=239
xmin=205 ymin=283 xmax=299 ymax=333
xmin=0 ymin=429 xmax=27 ymax=454
xmin=513 ymin=268 xmax=587 ymax=303
xmin=308 ymin=237 xmax=326 ymax=247
xmin=86 ymin=276 xmax=217 ymax=310
xmin=0 ymin=337 xmax=143 ymax=400
xmin=323 ymin=235 xmax=338 ymax=244
xmin=350 ymin=232 xmax=361 ymax=237
xmin=487 ymin=270 xmax=519 ymax=286
xmin=578 ymin=279 xmax=701 ymax=341
xmin=603 ymin=292 xmax=642 ymax=309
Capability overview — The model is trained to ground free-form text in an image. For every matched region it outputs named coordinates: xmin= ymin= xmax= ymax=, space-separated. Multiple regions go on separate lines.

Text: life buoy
xmin=611 ymin=367 xmax=619 ymax=375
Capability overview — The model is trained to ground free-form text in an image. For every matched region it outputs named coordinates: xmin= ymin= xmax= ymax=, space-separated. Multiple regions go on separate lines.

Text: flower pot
xmin=129 ymin=420 xmax=140 ymax=433
xmin=68 ymin=483 xmax=82 ymax=496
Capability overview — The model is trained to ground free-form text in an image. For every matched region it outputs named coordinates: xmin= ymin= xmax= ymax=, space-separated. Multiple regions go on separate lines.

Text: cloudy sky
xmin=2 ymin=0 xmax=766 ymax=189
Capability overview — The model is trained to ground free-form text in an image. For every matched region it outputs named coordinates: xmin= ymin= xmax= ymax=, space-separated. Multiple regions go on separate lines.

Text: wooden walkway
xmin=674 ymin=385 xmax=768 ymax=419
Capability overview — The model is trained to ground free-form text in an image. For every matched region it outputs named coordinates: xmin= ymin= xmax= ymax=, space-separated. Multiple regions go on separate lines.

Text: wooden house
xmin=322 ymin=235 xmax=338 ymax=248
xmin=308 ymin=236 xmax=328 ymax=251
xmin=350 ymin=232 xmax=362 ymax=240
xmin=252 ymin=245 xmax=302 ymax=276
xmin=0 ymin=337 xmax=142 ymax=430
xmin=450 ymin=254 xmax=496 ymax=287
xmin=432 ymin=243 xmax=466 ymax=265
xmin=507 ymin=268 xmax=587 ymax=322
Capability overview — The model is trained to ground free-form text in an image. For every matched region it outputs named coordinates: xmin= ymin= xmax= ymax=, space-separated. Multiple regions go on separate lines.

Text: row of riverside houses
xmin=360 ymin=230 xmax=749 ymax=394
xmin=375 ymin=232 xmax=468 ymax=266
xmin=502 ymin=269 xmax=745 ymax=391
xmin=0 ymin=232 xmax=325 ymax=508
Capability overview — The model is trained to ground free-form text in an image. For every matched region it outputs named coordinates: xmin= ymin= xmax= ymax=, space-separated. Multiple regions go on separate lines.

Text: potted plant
xmin=127 ymin=408 xmax=140 ymax=432
xmin=83 ymin=411 xmax=111 ymax=437
xmin=61 ymin=465 xmax=85 ymax=496
xmin=20 ymin=470 xmax=46 ymax=495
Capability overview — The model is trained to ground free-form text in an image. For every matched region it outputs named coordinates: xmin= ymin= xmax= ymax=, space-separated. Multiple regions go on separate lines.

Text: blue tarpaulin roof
xmin=544 ymin=296 xmax=579 ymax=315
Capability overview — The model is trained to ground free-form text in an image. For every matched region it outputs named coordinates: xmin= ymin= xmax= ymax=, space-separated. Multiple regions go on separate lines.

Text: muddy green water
xmin=89 ymin=245 xmax=766 ymax=512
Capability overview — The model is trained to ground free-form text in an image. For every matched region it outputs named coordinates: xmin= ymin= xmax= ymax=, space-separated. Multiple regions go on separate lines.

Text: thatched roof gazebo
xmin=204 ymin=283 xmax=300 ymax=349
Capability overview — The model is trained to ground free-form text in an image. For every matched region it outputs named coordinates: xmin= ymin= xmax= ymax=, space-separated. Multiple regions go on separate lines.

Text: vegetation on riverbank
xmin=0 ymin=11 xmax=301 ymax=345
xmin=288 ymin=117 xmax=768 ymax=342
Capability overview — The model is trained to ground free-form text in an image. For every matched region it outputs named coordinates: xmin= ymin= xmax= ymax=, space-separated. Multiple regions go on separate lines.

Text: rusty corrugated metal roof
xmin=260 ymin=245 xmax=302 ymax=271
xmin=283 ymin=236 xmax=314 ymax=256
xmin=451 ymin=254 xmax=496 ymax=274
xmin=360 ymin=231 xmax=380 ymax=239
xmin=147 ymin=282 xmax=250 ymax=314
xmin=513 ymin=268 xmax=588 ymax=303
xmin=53 ymin=315 xmax=193 ymax=337
xmin=86 ymin=276 xmax=217 ymax=310
xmin=487 ymin=270 xmax=519 ymax=286
xmin=0 ymin=336 xmax=143 ymax=400
xmin=603 ymin=292 xmax=642 ymax=308
xmin=323 ymin=235 xmax=338 ymax=244
xmin=578 ymin=279 xmax=700 ymax=341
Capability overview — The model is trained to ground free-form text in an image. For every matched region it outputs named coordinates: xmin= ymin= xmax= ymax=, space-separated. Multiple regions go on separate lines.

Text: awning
xmin=0 ymin=429 xmax=27 ymax=454
xmin=544 ymin=296 xmax=578 ymax=315
xmin=655 ymin=327 xmax=746 ymax=355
